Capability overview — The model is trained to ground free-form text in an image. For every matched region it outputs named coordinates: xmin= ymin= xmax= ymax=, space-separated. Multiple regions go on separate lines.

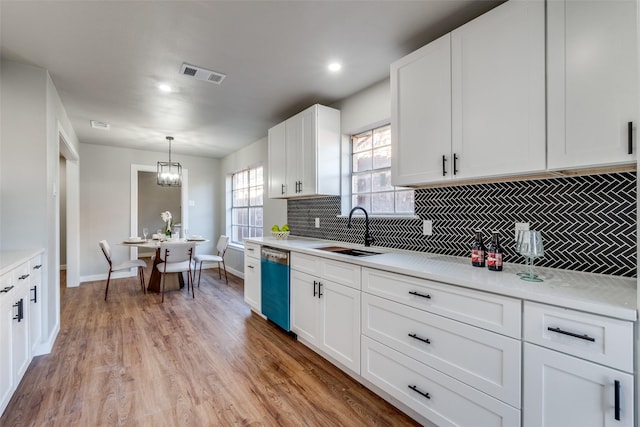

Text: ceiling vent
xmin=180 ymin=63 xmax=226 ymax=85
xmin=90 ymin=120 xmax=110 ymax=130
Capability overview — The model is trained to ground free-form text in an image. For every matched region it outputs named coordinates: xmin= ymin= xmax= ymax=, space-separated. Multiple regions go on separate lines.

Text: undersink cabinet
xmin=0 ymin=276 xmax=13 ymax=416
xmin=243 ymin=242 xmax=261 ymax=313
xmin=391 ymin=0 xmax=545 ymax=186
xmin=290 ymin=252 xmax=361 ymax=374
xmin=267 ymin=104 xmax=340 ymax=199
xmin=547 ymin=0 xmax=638 ymax=170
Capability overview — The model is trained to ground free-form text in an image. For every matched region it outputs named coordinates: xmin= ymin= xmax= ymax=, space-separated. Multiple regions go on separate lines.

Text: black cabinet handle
xmin=33 ymin=264 xmax=43 ymax=270
xmin=453 ymin=153 xmax=458 ymax=175
xmin=318 ymin=281 xmax=323 ymax=298
xmin=0 ymin=285 xmax=14 ymax=293
xmin=614 ymin=380 xmax=621 ymax=421
xmin=628 ymin=122 xmax=633 ymax=155
xmin=247 ymin=265 xmax=254 ymax=269
xmin=442 ymin=155 xmax=447 ymax=176
xmin=547 ymin=327 xmax=595 ymax=342
xmin=13 ymin=298 xmax=24 ymax=322
xmin=31 ymin=285 xmax=37 ymax=303
xmin=409 ymin=290 xmax=431 ymax=299
xmin=18 ymin=274 xmax=30 ymax=280
xmin=408 ymin=333 xmax=431 ymax=344
xmin=408 ymin=384 xmax=430 ymax=400
xmin=313 ymin=280 xmax=317 ymax=297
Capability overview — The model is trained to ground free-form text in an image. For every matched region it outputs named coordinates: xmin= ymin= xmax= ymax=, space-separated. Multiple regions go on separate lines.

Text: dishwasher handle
xmin=261 ymin=247 xmax=290 ymax=262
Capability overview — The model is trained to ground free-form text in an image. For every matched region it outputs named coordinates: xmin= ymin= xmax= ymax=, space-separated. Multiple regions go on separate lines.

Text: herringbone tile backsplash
xmin=287 ymin=172 xmax=637 ymax=277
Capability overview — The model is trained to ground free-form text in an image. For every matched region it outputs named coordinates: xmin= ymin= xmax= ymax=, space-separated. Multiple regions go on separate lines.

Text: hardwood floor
xmin=1 ymin=263 xmax=419 ymax=426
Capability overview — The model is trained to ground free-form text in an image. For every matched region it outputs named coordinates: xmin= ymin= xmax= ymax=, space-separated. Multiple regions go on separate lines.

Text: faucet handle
xmin=365 ymin=235 xmax=375 ymax=247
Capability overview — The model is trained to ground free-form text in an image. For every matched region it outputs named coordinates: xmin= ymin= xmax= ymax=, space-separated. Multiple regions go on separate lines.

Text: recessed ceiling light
xmin=158 ymin=83 xmax=172 ymax=93
xmin=328 ymin=62 xmax=342 ymax=72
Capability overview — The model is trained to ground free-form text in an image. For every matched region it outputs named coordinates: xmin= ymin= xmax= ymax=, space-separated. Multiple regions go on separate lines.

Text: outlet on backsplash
xmin=514 ymin=222 xmax=529 ymax=240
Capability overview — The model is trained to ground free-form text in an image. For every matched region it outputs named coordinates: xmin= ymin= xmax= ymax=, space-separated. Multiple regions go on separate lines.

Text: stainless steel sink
xmin=315 ymin=246 xmax=380 ymax=257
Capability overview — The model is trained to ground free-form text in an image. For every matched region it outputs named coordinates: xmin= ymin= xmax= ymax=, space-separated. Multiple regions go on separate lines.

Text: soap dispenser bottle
xmin=487 ymin=231 xmax=503 ymax=271
xmin=471 ymin=230 xmax=486 ymax=267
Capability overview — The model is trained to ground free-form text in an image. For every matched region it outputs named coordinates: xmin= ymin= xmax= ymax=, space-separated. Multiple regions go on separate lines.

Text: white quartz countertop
xmin=246 ymin=236 xmax=638 ymax=321
xmin=0 ymin=249 xmax=45 ymax=276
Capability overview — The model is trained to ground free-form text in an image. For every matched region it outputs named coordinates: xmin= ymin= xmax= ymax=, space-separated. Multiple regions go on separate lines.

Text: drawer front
xmin=362 ymin=336 xmax=521 ymax=427
xmin=362 ymin=268 xmax=521 ymax=338
xmin=244 ymin=242 xmax=261 ymax=260
xmin=291 ymin=252 xmax=321 ymax=276
xmin=292 ymin=252 xmax=361 ymax=289
xmin=12 ymin=263 xmax=30 ymax=291
xmin=363 ymin=293 xmax=521 ymax=407
xmin=524 ymin=301 xmax=634 ymax=372
xmin=322 ymin=259 xmax=361 ymax=290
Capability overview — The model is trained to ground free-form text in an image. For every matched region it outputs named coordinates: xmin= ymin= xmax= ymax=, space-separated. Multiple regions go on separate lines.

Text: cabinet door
xmin=524 ymin=343 xmax=634 ymax=427
xmin=547 ymin=0 xmax=637 ymax=169
xmin=451 ymin=0 xmax=545 ymax=179
xmin=286 ymin=107 xmax=316 ymax=197
xmin=29 ymin=257 xmax=43 ymax=353
xmin=9 ymin=288 xmax=30 ymax=387
xmin=290 ymin=270 xmax=320 ymax=344
xmin=0 ymin=278 xmax=13 ymax=415
xmin=391 ymin=33 xmax=452 ymax=186
xmin=243 ymin=255 xmax=261 ymax=313
xmin=319 ymin=280 xmax=360 ymax=374
xmin=267 ymin=121 xmax=287 ymax=198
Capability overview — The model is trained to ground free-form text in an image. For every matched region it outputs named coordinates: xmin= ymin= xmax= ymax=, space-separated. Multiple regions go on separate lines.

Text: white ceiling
xmin=1 ymin=0 xmax=501 ymax=158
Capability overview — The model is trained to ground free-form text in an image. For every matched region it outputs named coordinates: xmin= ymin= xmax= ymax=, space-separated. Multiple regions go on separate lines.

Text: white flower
xmin=161 ymin=211 xmax=172 ymax=223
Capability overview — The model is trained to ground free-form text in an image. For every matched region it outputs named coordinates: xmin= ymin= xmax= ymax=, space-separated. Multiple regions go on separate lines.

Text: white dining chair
xmin=194 ymin=235 xmax=230 ymax=287
xmin=156 ymin=241 xmax=197 ymax=302
xmin=99 ymin=240 xmax=146 ymax=301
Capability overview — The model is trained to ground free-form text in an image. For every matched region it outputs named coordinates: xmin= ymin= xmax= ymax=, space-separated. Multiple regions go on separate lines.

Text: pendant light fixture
xmin=157 ymin=136 xmax=182 ymax=187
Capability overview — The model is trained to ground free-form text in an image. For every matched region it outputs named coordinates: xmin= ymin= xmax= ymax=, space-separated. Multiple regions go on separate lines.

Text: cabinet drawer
xmin=523 ymin=301 xmax=633 ymax=372
xmin=292 ymin=252 xmax=361 ymax=290
xmin=362 ymin=336 xmax=521 ymax=427
xmin=363 ymin=293 xmax=521 ymax=408
xmin=362 ymin=268 xmax=521 ymax=338
xmin=244 ymin=242 xmax=261 ymax=260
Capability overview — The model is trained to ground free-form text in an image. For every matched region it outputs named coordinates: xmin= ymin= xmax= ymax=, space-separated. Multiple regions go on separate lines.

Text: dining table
xmin=121 ymin=237 xmax=209 ymax=293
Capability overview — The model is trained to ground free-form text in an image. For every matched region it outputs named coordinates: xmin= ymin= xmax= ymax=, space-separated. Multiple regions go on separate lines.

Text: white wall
xmin=220 ymin=136 xmax=287 ymax=274
xmin=332 ymin=78 xmax=390 ymax=134
xmin=1 ymin=59 xmax=80 ymax=354
xmin=79 ymin=143 xmax=220 ymax=280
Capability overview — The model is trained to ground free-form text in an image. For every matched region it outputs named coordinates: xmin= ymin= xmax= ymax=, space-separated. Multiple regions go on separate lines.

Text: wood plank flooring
xmin=1 ymin=263 xmax=419 ymax=426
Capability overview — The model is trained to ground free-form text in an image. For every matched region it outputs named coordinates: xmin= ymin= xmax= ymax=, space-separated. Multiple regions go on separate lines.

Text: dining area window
xmin=231 ymin=165 xmax=264 ymax=245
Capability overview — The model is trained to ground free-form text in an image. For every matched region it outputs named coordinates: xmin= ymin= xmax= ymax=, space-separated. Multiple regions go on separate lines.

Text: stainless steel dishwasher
xmin=261 ymin=246 xmax=290 ymax=332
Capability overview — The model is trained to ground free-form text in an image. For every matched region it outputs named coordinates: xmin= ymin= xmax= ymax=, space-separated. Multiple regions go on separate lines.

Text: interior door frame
xmin=130 ymin=164 xmax=189 ymax=259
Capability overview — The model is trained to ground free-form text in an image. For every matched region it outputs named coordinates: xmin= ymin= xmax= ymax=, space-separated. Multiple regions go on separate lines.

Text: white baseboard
xmin=79 ymin=269 xmax=137 ymax=284
xmin=33 ymin=320 xmax=60 ymax=356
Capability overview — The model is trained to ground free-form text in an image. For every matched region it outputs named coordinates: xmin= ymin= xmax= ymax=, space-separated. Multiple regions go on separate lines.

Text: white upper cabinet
xmin=268 ymin=104 xmax=340 ymax=198
xmin=547 ymin=0 xmax=638 ymax=170
xmin=451 ymin=0 xmax=546 ymax=180
xmin=391 ymin=34 xmax=452 ymax=186
xmin=391 ymin=0 xmax=546 ymax=186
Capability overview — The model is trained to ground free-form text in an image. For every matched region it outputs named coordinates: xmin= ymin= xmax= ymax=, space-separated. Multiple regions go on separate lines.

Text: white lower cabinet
xmin=362 ymin=336 xmax=521 ymax=427
xmin=290 ymin=268 xmax=361 ymax=374
xmin=362 ymin=293 xmax=521 ymax=407
xmin=523 ymin=343 xmax=633 ymax=427
xmin=0 ymin=287 xmax=13 ymax=415
xmin=28 ymin=255 xmax=43 ymax=353
xmin=243 ymin=242 xmax=261 ymax=313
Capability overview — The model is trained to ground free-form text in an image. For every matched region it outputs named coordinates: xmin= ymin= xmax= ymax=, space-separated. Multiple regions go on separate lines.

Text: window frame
xmin=230 ymin=164 xmax=264 ymax=246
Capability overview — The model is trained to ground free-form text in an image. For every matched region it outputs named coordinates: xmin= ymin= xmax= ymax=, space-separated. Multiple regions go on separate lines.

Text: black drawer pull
xmin=409 ymin=290 xmax=431 ymax=299
xmin=442 ymin=155 xmax=447 ymax=176
xmin=547 ymin=327 xmax=595 ymax=342
xmin=247 ymin=265 xmax=254 ymax=269
xmin=18 ymin=274 xmax=30 ymax=280
xmin=628 ymin=122 xmax=633 ymax=155
xmin=408 ymin=333 xmax=431 ymax=344
xmin=1 ymin=286 xmax=14 ymax=293
xmin=33 ymin=264 xmax=43 ymax=270
xmin=614 ymin=380 xmax=621 ymax=421
xmin=408 ymin=384 xmax=430 ymax=400
xmin=13 ymin=298 xmax=24 ymax=322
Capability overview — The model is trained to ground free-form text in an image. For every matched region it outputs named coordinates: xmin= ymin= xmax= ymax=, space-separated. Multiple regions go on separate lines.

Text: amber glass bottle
xmin=487 ymin=232 xmax=503 ymax=271
xmin=471 ymin=230 xmax=485 ymax=267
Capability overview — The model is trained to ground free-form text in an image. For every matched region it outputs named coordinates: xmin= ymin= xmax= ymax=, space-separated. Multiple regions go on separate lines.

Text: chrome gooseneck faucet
xmin=347 ymin=206 xmax=375 ymax=247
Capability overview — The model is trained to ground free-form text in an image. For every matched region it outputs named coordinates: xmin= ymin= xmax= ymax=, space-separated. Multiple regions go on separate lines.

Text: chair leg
xmin=218 ymin=263 xmax=222 ymax=280
xmin=161 ymin=273 xmax=166 ymax=303
xmin=139 ymin=267 xmax=146 ymax=294
xmin=222 ymin=260 xmax=228 ymax=284
xmin=104 ymin=269 xmax=112 ymax=301
xmin=190 ymin=268 xmax=195 ymax=299
xmin=197 ymin=261 xmax=203 ymax=288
